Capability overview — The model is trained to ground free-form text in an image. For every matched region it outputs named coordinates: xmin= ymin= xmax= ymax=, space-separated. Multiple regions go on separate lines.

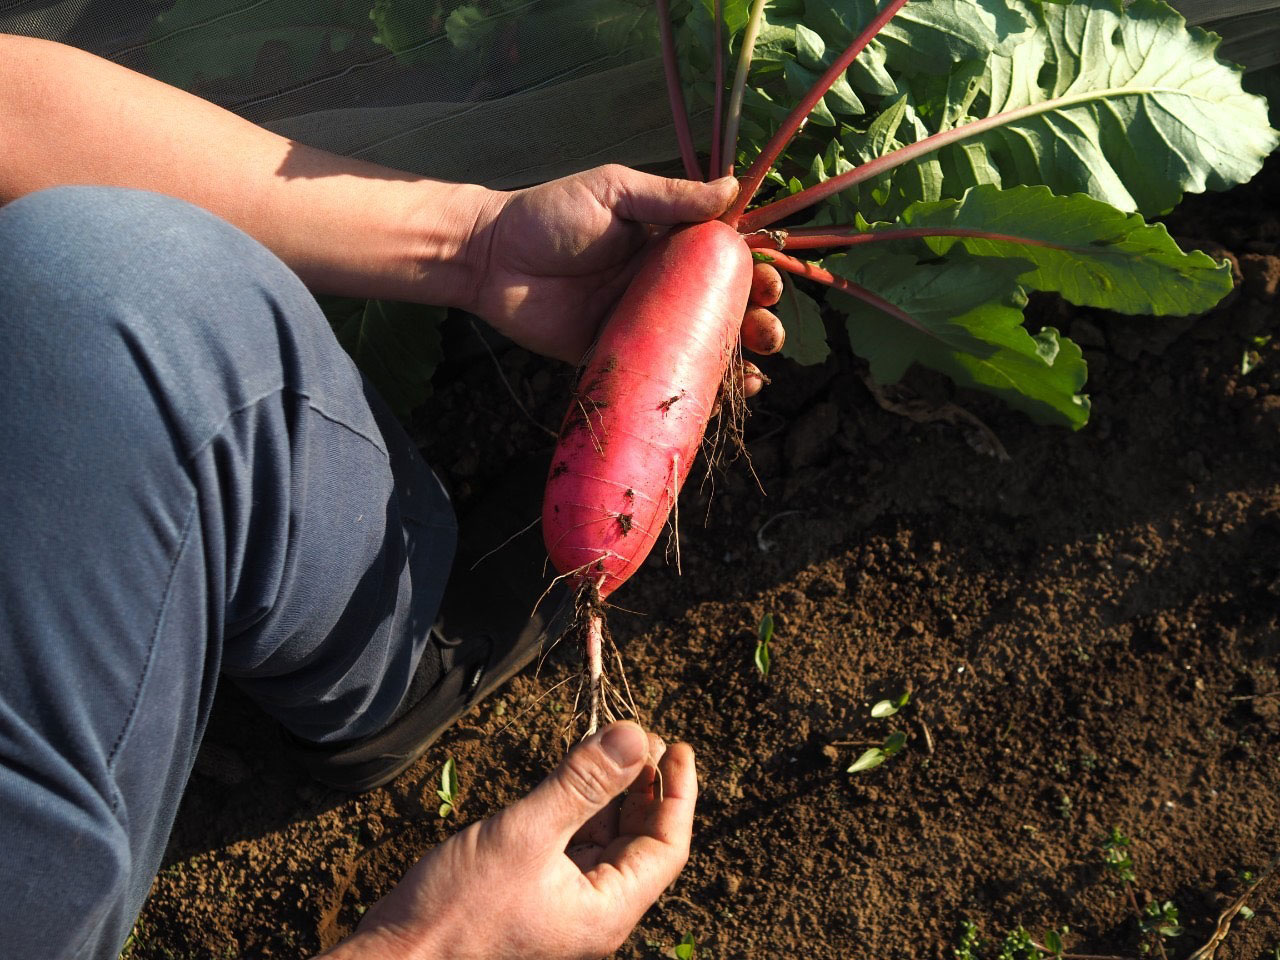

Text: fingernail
xmin=648 ymin=735 xmax=667 ymax=766
xmin=599 ymin=722 xmax=646 ymax=767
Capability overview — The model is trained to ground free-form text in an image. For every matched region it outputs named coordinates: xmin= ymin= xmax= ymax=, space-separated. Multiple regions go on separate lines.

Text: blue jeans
xmin=0 ymin=188 xmax=456 ymax=958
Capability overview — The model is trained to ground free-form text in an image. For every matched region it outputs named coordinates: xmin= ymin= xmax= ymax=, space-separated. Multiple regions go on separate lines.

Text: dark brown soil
xmin=126 ymin=158 xmax=1280 ymax=960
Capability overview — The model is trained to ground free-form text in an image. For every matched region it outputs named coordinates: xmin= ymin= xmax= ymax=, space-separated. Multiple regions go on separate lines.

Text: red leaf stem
xmin=746 ymin=225 xmax=1062 ymax=251
xmin=711 ymin=0 xmax=725 ymax=178
xmin=656 ymin=0 xmax=703 ymax=181
xmin=738 ymin=97 xmax=1077 ymax=232
xmin=725 ymin=0 xmax=911 ymax=225
xmin=759 ymin=249 xmax=931 ymax=335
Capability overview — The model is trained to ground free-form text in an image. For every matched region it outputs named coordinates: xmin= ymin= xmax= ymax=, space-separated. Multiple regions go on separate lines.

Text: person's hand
xmin=325 ymin=722 xmax=696 ymax=960
xmin=466 ymin=164 xmax=784 ymax=392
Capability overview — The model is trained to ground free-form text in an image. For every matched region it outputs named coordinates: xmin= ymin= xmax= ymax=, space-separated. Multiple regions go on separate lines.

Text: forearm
xmin=0 ymin=34 xmax=498 ymax=304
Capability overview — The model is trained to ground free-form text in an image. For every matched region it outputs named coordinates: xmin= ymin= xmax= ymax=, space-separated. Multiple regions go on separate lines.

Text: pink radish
xmin=542 ymin=220 xmax=752 ymax=600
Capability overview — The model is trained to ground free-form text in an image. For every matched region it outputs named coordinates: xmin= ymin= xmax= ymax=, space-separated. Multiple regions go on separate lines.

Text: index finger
xmin=631 ymin=742 xmax=696 ymax=846
xmin=585 ymin=743 xmax=698 ymax=914
xmin=570 ymin=732 xmax=667 ymax=852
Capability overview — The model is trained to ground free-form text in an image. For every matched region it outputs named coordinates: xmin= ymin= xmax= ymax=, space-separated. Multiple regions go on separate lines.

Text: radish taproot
xmin=542 ymin=220 xmax=752 ymax=599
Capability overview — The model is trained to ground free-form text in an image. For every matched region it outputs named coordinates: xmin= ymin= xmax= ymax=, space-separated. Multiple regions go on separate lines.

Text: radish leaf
xmin=707 ymin=0 xmax=1272 ymax=428
xmin=774 ymin=280 xmax=831 ymax=366
xmin=847 ymin=748 xmax=887 ymax=772
xmin=682 ymin=0 xmax=1034 ymax=158
xmin=334 ymin=299 xmax=446 ymax=419
xmin=847 ymin=728 xmax=909 ymax=773
xmin=828 ymin=252 xmax=1090 ymax=428
xmin=883 ymin=730 xmax=907 ymax=755
xmin=899 ymin=0 xmax=1278 ymax=218
xmin=871 ymin=691 xmax=910 ymax=717
xmin=733 ymin=0 xmax=1276 ymax=227
xmin=754 ymin=613 xmax=774 ymax=678
xmin=807 ymin=0 xmax=1034 ymax=78
xmin=443 ymin=5 xmax=494 ymax=51
xmin=893 ymin=184 xmax=1235 ymax=315
xmin=436 ymin=757 xmax=458 ymax=818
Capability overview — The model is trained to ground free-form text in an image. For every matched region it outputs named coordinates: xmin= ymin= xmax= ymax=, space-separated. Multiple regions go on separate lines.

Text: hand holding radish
xmin=322 ymin=722 xmax=695 ymax=960
xmin=467 ymin=164 xmax=783 ymax=389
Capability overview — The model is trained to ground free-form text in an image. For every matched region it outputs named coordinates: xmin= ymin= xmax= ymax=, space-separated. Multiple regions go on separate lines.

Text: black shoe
xmin=290 ymin=390 xmax=567 ymax=791
xmin=291 ymin=580 xmax=567 ymax=792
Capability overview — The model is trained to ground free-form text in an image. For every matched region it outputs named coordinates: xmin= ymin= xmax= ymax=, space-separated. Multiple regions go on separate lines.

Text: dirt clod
xmin=1240 ymin=252 xmax=1280 ymax=300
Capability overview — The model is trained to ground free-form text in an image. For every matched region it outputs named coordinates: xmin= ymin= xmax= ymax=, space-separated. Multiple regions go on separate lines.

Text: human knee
xmin=2 ymin=185 xmax=259 ymax=271
xmin=0 ymin=770 xmax=134 ymax=957
xmin=0 ymin=185 xmax=303 ymax=342
xmin=0 ymin=187 xmax=349 ymax=458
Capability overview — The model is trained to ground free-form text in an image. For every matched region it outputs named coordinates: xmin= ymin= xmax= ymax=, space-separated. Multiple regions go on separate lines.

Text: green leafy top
xmin=687 ymin=0 xmax=1276 ymax=222
xmin=895 ymin=186 xmax=1233 ymax=316
xmin=832 ymin=249 xmax=1092 ymax=428
xmin=679 ymin=0 xmax=1275 ymax=429
xmin=937 ymin=0 xmax=1278 ymax=216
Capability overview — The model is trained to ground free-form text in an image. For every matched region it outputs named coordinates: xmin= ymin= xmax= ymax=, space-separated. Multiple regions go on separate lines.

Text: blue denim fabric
xmin=0 ymin=187 xmax=455 ymax=958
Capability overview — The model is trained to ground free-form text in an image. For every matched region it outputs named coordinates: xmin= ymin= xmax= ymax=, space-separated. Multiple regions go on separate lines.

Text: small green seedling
xmin=849 ymin=693 xmax=911 ymax=773
xmin=871 ymin=691 xmax=910 ymax=718
xmin=671 ymin=931 xmax=697 ymax=959
xmin=1100 ymin=828 xmax=1185 ymax=958
xmin=437 ymin=757 xmax=458 ymax=818
xmin=1101 ymin=827 xmax=1136 ymax=884
xmin=847 ymin=730 xmax=907 ymax=773
xmin=1139 ymin=900 xmax=1184 ymax=943
xmin=997 ymin=927 xmax=1040 ymax=960
xmin=953 ymin=919 xmax=981 ymax=960
xmin=1242 ymin=334 xmax=1272 ymax=375
xmin=754 ymin=613 xmax=774 ymax=678
xmin=954 ymin=919 xmax=1069 ymax=959
xmin=1042 ymin=928 xmax=1066 ymax=958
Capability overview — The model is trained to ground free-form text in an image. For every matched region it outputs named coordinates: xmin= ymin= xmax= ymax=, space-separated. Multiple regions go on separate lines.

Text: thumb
xmin=600 ymin=167 xmax=739 ymax=226
xmin=516 ymin=722 xmax=649 ymax=846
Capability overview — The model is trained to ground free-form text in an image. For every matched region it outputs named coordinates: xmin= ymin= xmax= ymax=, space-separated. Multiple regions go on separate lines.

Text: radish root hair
xmin=562 ymin=579 xmax=639 ymax=740
xmin=698 ymin=338 xmax=752 ymax=477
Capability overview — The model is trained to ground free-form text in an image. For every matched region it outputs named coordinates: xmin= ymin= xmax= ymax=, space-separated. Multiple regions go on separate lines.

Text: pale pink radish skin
xmin=542 ymin=219 xmax=752 ymax=598
xmin=584 ymin=612 xmax=605 ymax=733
